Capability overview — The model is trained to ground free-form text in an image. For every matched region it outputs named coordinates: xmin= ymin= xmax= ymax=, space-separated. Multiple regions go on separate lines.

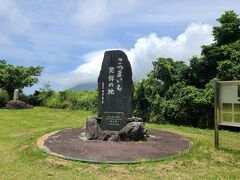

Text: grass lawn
xmin=0 ymin=107 xmax=239 ymax=179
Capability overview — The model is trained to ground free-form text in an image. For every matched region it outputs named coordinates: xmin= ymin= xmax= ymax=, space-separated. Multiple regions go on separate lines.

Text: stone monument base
xmin=85 ymin=117 xmax=147 ymax=141
xmin=37 ymin=128 xmax=190 ymax=164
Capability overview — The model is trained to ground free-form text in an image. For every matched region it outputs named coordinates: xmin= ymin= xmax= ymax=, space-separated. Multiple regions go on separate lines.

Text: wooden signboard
xmin=214 ymin=80 xmax=240 ymax=149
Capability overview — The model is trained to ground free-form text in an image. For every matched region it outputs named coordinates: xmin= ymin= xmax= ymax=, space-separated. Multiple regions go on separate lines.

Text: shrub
xmin=27 ymin=91 xmax=42 ymax=106
xmin=134 ymin=81 xmax=214 ymax=129
xmin=45 ymin=90 xmax=97 ymax=111
xmin=0 ymin=89 xmax=9 ymax=107
xmin=156 ymin=82 xmax=213 ymax=128
xmin=37 ymin=83 xmax=54 ymax=106
xmin=19 ymin=93 xmax=30 ymax=103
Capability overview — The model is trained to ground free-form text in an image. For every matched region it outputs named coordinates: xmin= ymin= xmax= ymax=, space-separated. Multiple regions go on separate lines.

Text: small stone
xmin=119 ymin=122 xmax=145 ymax=141
xmin=86 ymin=117 xmax=101 ymax=140
xmin=126 ymin=116 xmax=143 ymax=123
xmin=79 ymin=132 xmax=87 ymax=141
xmin=98 ymin=130 xmax=119 ymax=141
xmin=95 ymin=117 xmax=102 ymax=124
xmin=108 ymin=134 xmax=120 ymax=141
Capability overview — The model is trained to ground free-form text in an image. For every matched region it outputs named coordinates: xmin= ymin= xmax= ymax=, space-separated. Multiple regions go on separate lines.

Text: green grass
xmin=0 ymin=107 xmax=239 ymax=179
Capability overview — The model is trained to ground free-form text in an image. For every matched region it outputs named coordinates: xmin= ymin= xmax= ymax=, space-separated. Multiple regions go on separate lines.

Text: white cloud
xmin=71 ymin=0 xmax=137 ymax=29
xmin=51 ymin=23 xmax=213 ymax=87
xmin=129 ymin=23 xmax=213 ymax=78
xmin=0 ymin=0 xmax=31 ymax=34
xmin=49 ymin=50 xmax=106 ymax=86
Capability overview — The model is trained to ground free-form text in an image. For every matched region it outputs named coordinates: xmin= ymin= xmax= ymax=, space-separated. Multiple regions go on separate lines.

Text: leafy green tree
xmin=199 ymin=11 xmax=240 ymax=83
xmin=184 ymin=11 xmax=240 ymax=87
xmin=217 ymin=60 xmax=240 ymax=80
xmin=0 ymin=60 xmax=42 ymax=97
xmin=184 ymin=56 xmax=211 ymax=88
xmin=216 ymin=40 xmax=240 ymax=80
xmin=213 ymin=11 xmax=240 ymax=45
xmin=37 ymin=83 xmax=54 ymax=105
xmin=133 ymin=80 xmax=151 ymax=120
xmin=0 ymin=89 xmax=9 ymax=107
xmin=151 ymin=58 xmax=188 ymax=89
xmin=134 ymin=10 xmax=240 ymax=129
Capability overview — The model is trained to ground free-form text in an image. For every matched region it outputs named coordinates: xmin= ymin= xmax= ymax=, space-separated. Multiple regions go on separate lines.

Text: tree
xmin=198 ymin=11 xmax=240 ymax=83
xmin=213 ymin=11 xmax=240 ymax=45
xmin=216 ymin=39 xmax=240 ymax=80
xmin=151 ymin=58 xmax=188 ymax=88
xmin=133 ymin=80 xmax=151 ymax=120
xmin=133 ymin=10 xmax=240 ymax=129
xmin=0 ymin=89 xmax=9 ymax=107
xmin=184 ymin=11 xmax=240 ymax=87
xmin=0 ymin=60 xmax=42 ymax=97
xmin=183 ymin=56 xmax=211 ymax=88
xmin=37 ymin=83 xmax=54 ymax=105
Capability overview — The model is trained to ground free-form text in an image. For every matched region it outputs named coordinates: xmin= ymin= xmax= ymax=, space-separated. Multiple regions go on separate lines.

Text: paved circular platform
xmin=37 ymin=128 xmax=190 ymax=164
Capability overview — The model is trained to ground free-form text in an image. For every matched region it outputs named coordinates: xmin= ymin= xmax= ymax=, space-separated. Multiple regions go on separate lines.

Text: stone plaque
xmin=98 ymin=50 xmax=133 ymax=130
xmin=102 ymin=112 xmax=125 ymax=131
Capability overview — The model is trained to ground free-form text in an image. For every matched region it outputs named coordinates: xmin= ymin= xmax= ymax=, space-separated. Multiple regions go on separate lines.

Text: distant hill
xmin=70 ymin=83 xmax=97 ymax=91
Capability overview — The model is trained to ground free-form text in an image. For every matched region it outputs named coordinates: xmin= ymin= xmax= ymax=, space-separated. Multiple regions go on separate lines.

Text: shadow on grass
xmin=220 ymin=147 xmax=240 ymax=155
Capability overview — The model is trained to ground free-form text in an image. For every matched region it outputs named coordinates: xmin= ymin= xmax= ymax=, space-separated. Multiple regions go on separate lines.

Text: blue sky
xmin=0 ymin=0 xmax=240 ymax=94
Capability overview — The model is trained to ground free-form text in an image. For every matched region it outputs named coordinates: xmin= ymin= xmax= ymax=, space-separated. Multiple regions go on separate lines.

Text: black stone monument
xmin=98 ymin=50 xmax=133 ymax=131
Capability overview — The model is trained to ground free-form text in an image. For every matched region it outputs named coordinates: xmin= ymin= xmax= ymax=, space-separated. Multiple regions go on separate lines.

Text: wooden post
xmin=214 ymin=80 xmax=219 ymax=149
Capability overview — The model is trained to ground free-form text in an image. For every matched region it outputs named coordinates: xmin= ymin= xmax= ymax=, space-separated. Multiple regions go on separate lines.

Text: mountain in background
xmin=70 ymin=83 xmax=97 ymax=91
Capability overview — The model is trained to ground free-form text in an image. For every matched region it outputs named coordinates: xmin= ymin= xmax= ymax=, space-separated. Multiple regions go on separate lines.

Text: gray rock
xmin=119 ymin=122 xmax=145 ymax=141
xmin=127 ymin=116 xmax=143 ymax=123
xmin=86 ymin=117 xmax=101 ymax=140
xmin=98 ymin=130 xmax=120 ymax=141
xmin=6 ymin=100 xmax=33 ymax=109
xmin=95 ymin=117 xmax=102 ymax=124
xmin=108 ymin=134 xmax=120 ymax=141
xmin=84 ymin=117 xmax=146 ymax=142
xmin=79 ymin=132 xmax=87 ymax=141
xmin=98 ymin=50 xmax=134 ymax=131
